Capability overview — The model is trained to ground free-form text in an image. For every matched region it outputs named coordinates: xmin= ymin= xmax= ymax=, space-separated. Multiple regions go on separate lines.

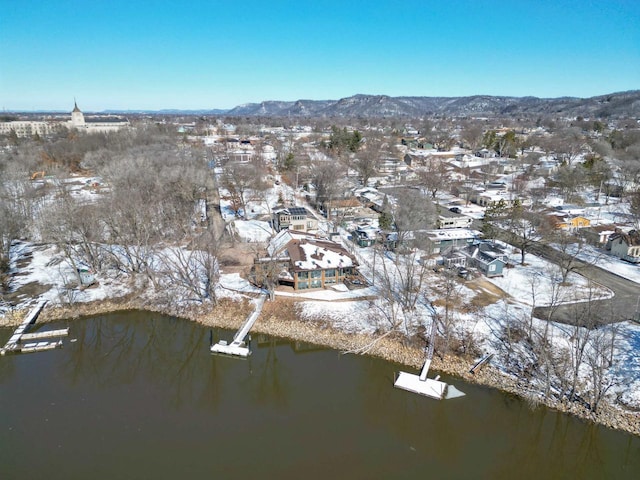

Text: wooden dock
xmin=1 ymin=300 xmax=68 ymax=355
xmin=211 ymin=293 xmax=267 ymax=357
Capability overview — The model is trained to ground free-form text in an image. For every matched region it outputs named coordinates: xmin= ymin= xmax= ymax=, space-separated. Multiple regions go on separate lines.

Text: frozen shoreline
xmin=3 ymin=295 xmax=639 ymax=438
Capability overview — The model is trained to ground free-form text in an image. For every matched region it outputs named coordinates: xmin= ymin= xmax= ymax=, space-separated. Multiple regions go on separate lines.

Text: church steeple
xmin=71 ymin=99 xmax=85 ymax=127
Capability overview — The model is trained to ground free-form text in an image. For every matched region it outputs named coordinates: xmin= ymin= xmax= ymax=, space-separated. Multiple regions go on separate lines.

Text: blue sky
xmin=1 ymin=0 xmax=638 ymax=111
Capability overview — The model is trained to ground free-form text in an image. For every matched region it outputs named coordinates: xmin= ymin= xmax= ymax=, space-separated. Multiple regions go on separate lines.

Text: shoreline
xmin=3 ymin=295 xmax=640 ymax=438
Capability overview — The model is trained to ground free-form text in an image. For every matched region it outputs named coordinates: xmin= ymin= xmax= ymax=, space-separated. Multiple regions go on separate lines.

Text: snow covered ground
xmin=486 ymin=247 xmax=613 ymax=307
xmin=567 ymin=243 xmax=640 ymax=285
xmin=5 ymin=242 xmax=129 ymax=307
xmin=3 ymin=173 xmax=640 ymax=413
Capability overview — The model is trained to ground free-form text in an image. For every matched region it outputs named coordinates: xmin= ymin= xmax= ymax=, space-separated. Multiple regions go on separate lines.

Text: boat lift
xmin=394 ymin=313 xmax=465 ymax=400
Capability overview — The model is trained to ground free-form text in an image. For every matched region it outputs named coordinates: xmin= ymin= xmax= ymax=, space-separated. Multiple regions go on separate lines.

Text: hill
xmin=226 ymin=90 xmax=640 ymax=118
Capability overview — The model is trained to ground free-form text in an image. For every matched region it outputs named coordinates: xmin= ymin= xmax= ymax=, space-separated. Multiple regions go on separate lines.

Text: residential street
xmin=531 ymin=242 xmax=640 ymax=326
xmin=471 ymin=219 xmax=640 ymax=326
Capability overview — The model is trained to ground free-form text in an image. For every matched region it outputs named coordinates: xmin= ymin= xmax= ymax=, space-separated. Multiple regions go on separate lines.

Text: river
xmin=1 ymin=311 xmax=638 ymax=479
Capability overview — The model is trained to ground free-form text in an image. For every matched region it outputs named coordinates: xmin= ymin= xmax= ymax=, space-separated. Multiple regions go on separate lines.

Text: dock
xmin=394 ymin=313 xmax=465 ymax=400
xmin=1 ymin=300 xmax=68 ymax=355
xmin=211 ymin=293 xmax=267 ymax=357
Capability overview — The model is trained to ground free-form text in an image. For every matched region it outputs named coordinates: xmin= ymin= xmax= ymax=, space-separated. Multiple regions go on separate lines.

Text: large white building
xmin=0 ymin=102 xmax=129 ymax=137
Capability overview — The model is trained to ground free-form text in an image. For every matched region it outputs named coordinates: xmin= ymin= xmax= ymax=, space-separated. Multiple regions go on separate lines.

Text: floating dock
xmin=394 ymin=360 xmax=466 ymax=400
xmin=211 ymin=293 xmax=267 ymax=357
xmin=1 ymin=300 xmax=68 ymax=355
xmin=394 ymin=315 xmax=464 ymax=400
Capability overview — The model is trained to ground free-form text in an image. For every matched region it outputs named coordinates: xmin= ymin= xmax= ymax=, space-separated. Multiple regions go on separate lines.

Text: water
xmin=1 ymin=311 xmax=638 ymax=479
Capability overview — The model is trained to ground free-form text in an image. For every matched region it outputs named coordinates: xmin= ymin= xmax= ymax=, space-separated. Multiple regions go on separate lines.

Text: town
xmin=1 ymin=96 xmax=640 ymax=435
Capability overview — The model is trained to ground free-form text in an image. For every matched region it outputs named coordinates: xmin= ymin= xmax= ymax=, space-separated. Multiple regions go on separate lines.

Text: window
xmin=488 ymin=264 xmax=496 ymax=272
xmin=311 ymin=279 xmax=322 ymax=288
xmin=297 ymin=271 xmax=308 ymax=279
xmin=297 ymin=281 xmax=308 ymax=290
xmin=310 ymin=270 xmax=322 ymax=278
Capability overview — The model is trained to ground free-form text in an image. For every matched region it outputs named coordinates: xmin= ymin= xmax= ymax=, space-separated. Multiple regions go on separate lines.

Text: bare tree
xmin=387 ymin=187 xmax=437 ymax=249
xmin=549 ymin=127 xmax=586 ymax=166
xmin=309 ymin=160 xmax=346 ymax=218
xmin=414 ymin=157 xmax=450 ymax=199
xmin=585 ymin=324 xmax=619 ymax=413
xmin=38 ymin=183 xmax=87 ymax=287
xmin=505 ymin=202 xmax=542 ymax=265
xmin=0 ymin=180 xmax=27 ymax=292
xmin=460 ymin=120 xmax=484 ymax=151
xmin=221 ymin=161 xmax=262 ymax=219
xmin=153 ymin=236 xmax=219 ymax=306
xmin=353 ymin=134 xmax=382 ymax=186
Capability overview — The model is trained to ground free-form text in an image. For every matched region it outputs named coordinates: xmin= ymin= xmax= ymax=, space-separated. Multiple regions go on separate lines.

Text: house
xmin=424 ymin=229 xmax=479 ymax=255
xmin=579 ymin=224 xmax=618 ymax=246
xmin=462 ymin=242 xmax=508 ymax=277
xmin=353 ymin=225 xmax=378 ymax=247
xmin=544 ymin=212 xmax=591 ymax=230
xmin=257 ymin=230 xmax=360 ymax=290
xmin=437 ymin=209 xmax=473 ymax=229
xmin=607 ymin=230 xmax=640 ymax=264
xmin=469 ymin=189 xmax=516 ymax=207
xmin=325 ymin=197 xmax=362 ymax=220
xmin=438 ymin=249 xmax=468 ymax=269
xmin=272 ymin=207 xmax=318 ymax=233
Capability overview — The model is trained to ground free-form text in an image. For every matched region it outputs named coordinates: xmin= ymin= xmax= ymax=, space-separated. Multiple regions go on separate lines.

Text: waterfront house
xmin=257 ymin=230 xmax=360 ymax=290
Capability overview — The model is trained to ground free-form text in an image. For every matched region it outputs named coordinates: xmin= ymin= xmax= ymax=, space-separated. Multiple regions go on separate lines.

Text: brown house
xmin=256 ymin=231 xmax=359 ymax=290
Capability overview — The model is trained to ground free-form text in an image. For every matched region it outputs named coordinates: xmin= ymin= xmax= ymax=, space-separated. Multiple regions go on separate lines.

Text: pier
xmin=1 ymin=300 xmax=68 ymax=355
xmin=211 ymin=293 xmax=267 ymax=357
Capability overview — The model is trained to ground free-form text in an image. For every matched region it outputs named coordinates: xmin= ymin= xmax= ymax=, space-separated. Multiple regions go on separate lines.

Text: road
xmin=530 ymin=242 xmax=639 ymax=326
xmin=471 ymin=219 xmax=640 ymax=326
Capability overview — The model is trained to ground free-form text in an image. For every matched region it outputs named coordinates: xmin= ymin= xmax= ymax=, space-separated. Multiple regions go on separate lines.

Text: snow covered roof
xmin=291 ymin=240 xmax=356 ymax=271
xmin=267 ymin=230 xmax=357 ymax=271
xmin=426 ymin=228 xmax=479 ymax=240
xmin=274 ymin=206 xmax=311 ymax=217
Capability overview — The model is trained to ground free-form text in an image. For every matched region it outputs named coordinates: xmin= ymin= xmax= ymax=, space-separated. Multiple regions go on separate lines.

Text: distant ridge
xmin=7 ymin=91 xmax=638 ymax=118
xmin=225 ymin=90 xmax=640 ymax=118
xmin=102 ymin=109 xmax=230 ymax=115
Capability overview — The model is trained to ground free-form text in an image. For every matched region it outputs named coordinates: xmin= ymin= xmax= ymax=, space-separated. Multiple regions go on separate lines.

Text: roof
xmin=426 ymin=229 xmax=479 ymax=240
xmin=84 ymin=117 xmax=129 ymax=124
xmin=286 ymin=207 xmax=309 ymax=216
xmin=267 ymin=230 xmax=357 ymax=271
xmin=72 ymin=101 xmax=81 ymax=113
xmin=464 ymin=245 xmax=507 ymax=265
xmin=611 ymin=230 xmax=640 ymax=247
